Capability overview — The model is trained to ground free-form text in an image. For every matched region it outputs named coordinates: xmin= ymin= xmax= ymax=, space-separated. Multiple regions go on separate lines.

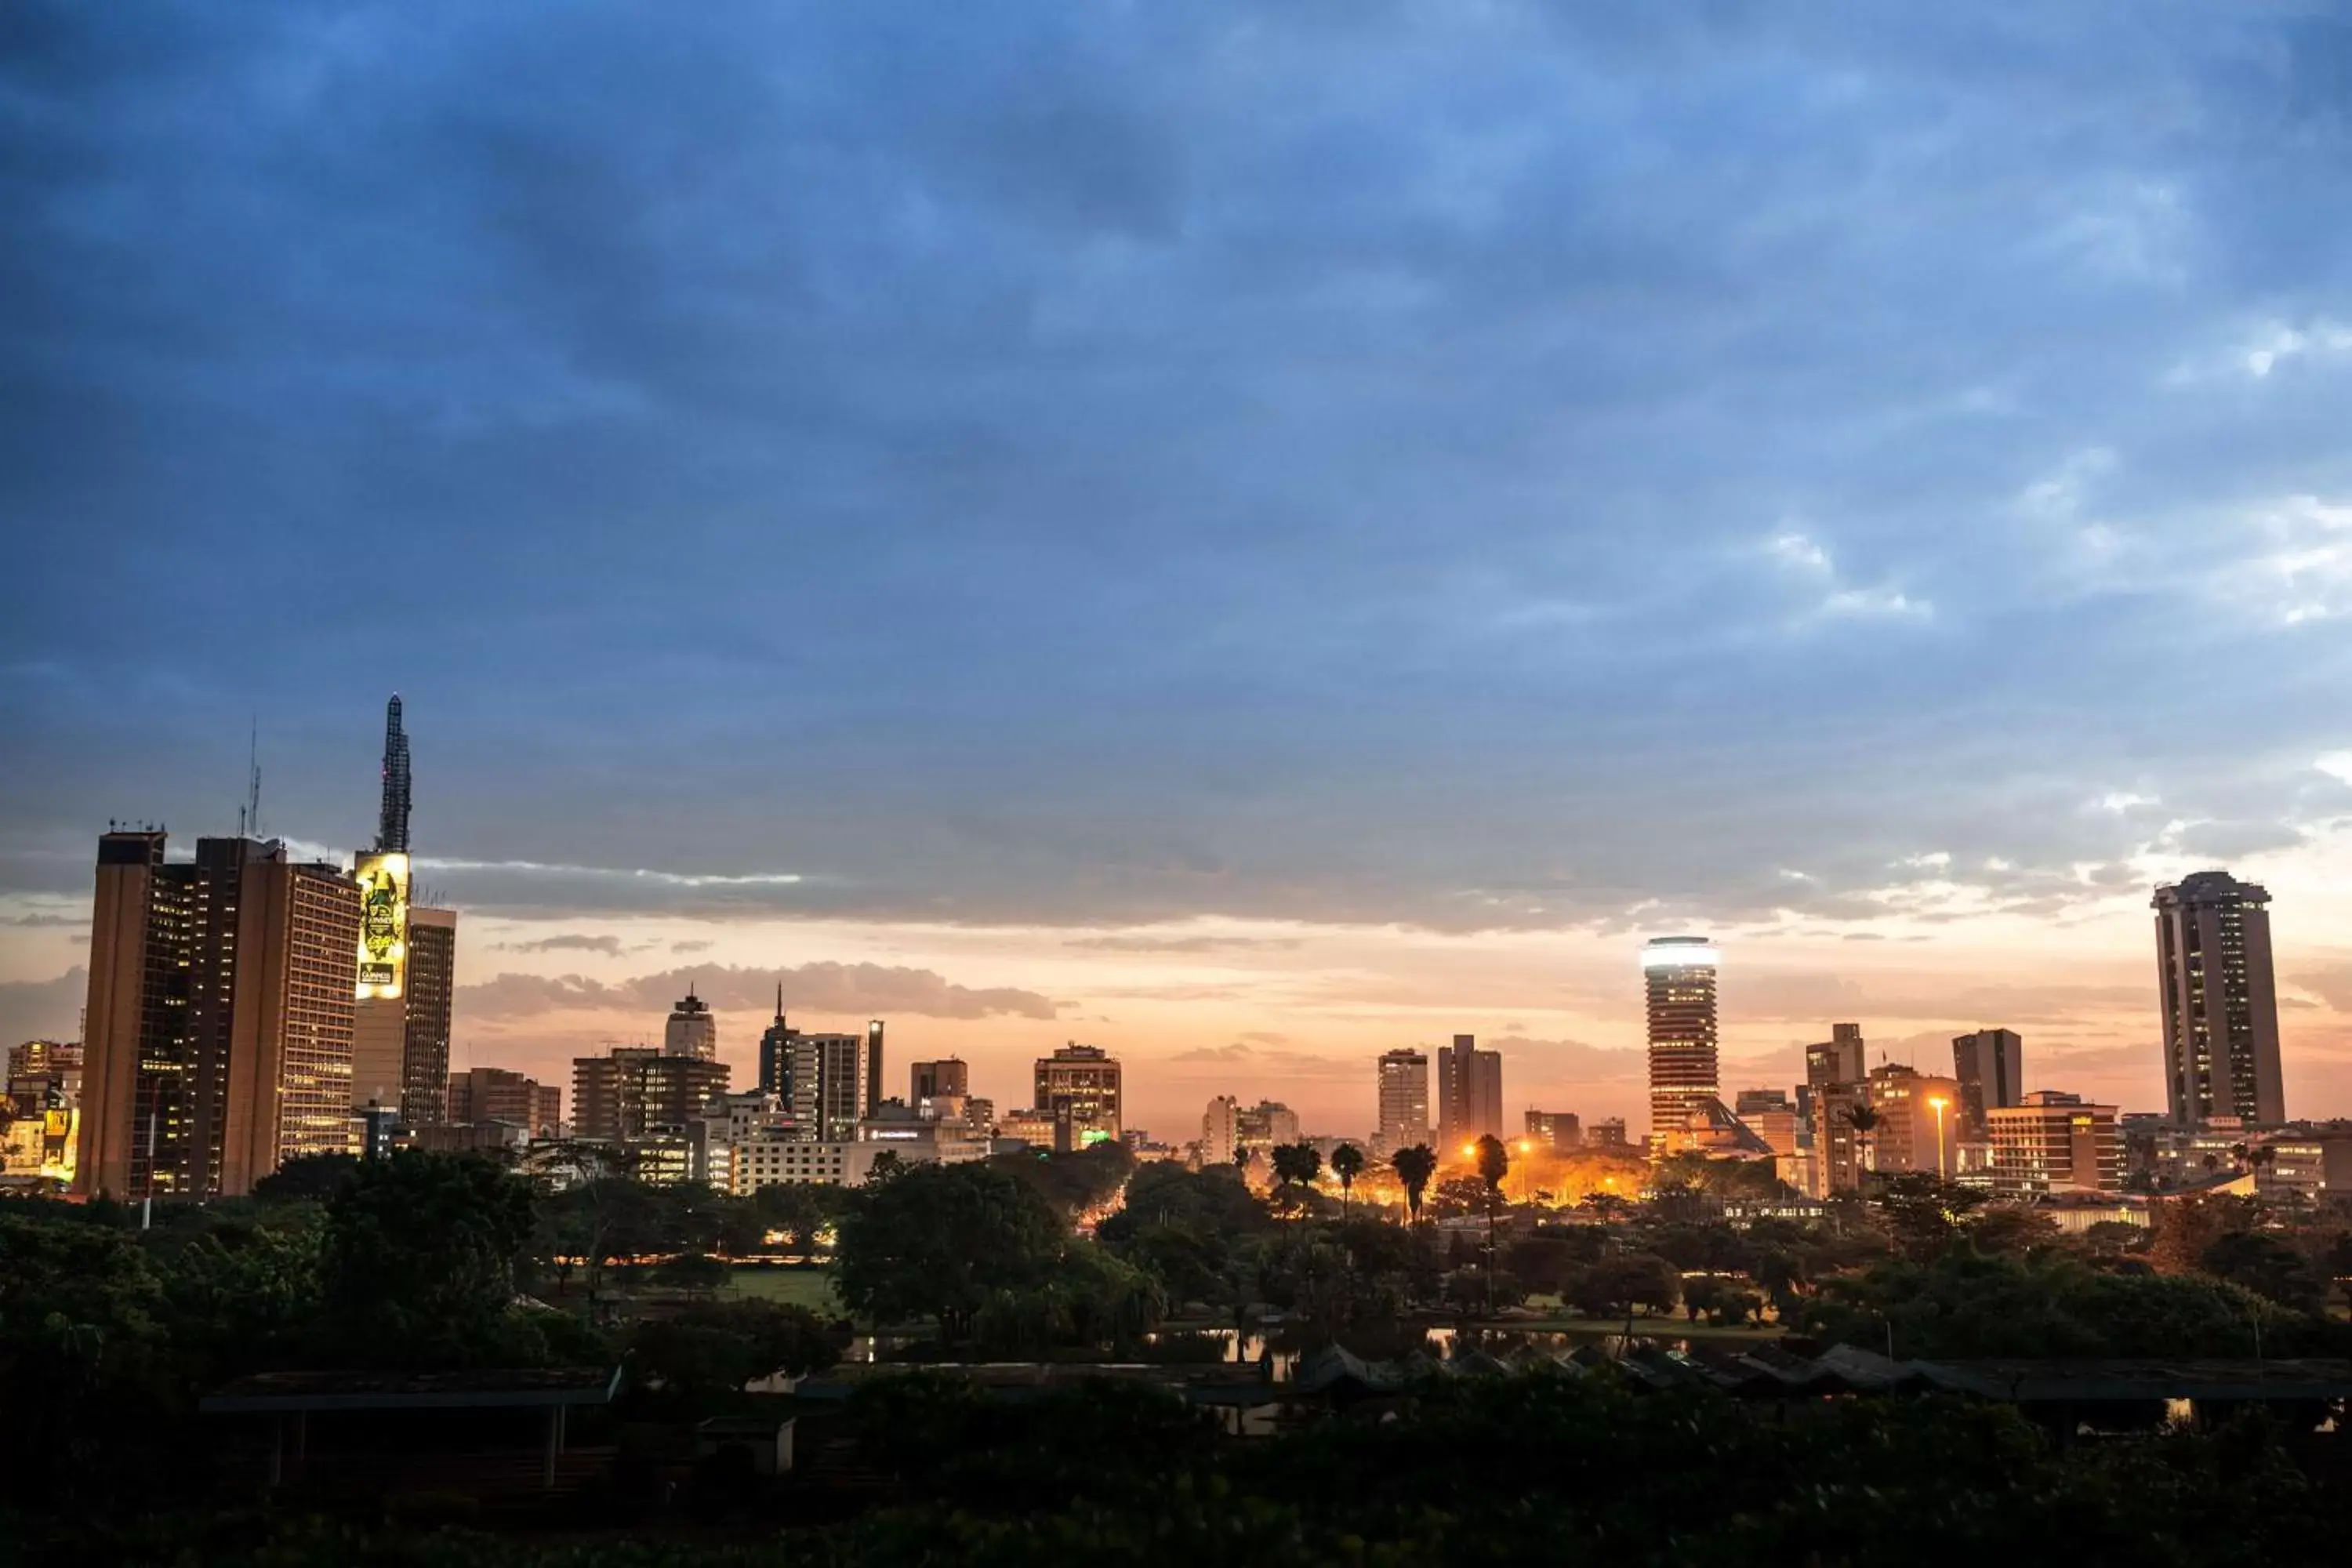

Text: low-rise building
xmin=1987 ymin=1091 xmax=2122 ymax=1197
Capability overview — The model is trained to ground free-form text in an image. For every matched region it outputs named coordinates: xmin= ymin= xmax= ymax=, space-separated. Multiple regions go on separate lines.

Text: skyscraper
xmin=2153 ymin=870 xmax=2285 ymax=1126
xmin=757 ymin=987 xmax=795 ymax=1095
xmin=80 ymin=831 xmax=363 ymax=1201
xmin=350 ymin=697 xmax=455 ymax=1125
xmin=445 ymin=1065 xmax=562 ymax=1136
xmin=1951 ymin=1028 xmax=2023 ymax=1138
xmin=865 ymin=1019 xmax=886 ymax=1118
xmin=1376 ymin=1047 xmax=1431 ymax=1151
xmin=789 ymin=1030 xmax=869 ymax=1142
xmin=1436 ymin=1035 xmax=1503 ymax=1149
xmin=570 ymin=1046 xmax=728 ymax=1142
xmin=665 ymin=987 xmax=717 ymax=1061
xmin=398 ymin=906 xmax=457 ymax=1127
xmin=1805 ymin=1023 xmax=1864 ymax=1091
xmin=1200 ymin=1094 xmax=1240 ymax=1167
xmin=1644 ymin=937 xmax=1719 ymax=1150
xmin=912 ymin=1058 xmax=968 ymax=1102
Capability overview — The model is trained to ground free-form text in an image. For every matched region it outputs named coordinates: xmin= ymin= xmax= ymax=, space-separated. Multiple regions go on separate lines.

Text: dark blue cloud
xmin=5 ymin=1 xmax=2352 ymax=931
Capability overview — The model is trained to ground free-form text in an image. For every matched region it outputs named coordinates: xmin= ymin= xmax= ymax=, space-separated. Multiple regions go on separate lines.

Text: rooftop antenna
xmin=238 ymin=717 xmax=261 ymax=839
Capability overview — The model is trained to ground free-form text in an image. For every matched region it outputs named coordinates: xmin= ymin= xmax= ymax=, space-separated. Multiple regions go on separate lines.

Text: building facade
xmin=570 ymin=1046 xmax=729 ymax=1143
xmin=1644 ymin=938 xmax=1720 ymax=1151
xmin=1034 ymin=1042 xmax=1121 ymax=1148
xmin=1377 ymin=1048 xmax=1432 ymax=1152
xmin=1951 ymin=1028 xmax=2023 ymax=1139
xmin=1201 ymin=1094 xmax=1240 ymax=1167
xmin=2153 ymin=871 xmax=2285 ymax=1127
xmin=1436 ymin=1036 xmax=1503 ymax=1149
xmin=911 ymin=1058 xmax=969 ymax=1103
xmin=1588 ymin=1117 xmax=1629 ymax=1149
xmin=665 ymin=987 xmax=718 ymax=1061
xmin=79 ymin=832 xmax=364 ymax=1201
xmin=789 ymin=1031 xmax=871 ymax=1143
xmin=1987 ymin=1091 xmax=2122 ymax=1197
xmin=1525 ymin=1109 xmax=1582 ymax=1149
xmin=445 ymin=1066 xmax=562 ymax=1137
xmin=1860 ymin=1063 xmax=1964 ymax=1178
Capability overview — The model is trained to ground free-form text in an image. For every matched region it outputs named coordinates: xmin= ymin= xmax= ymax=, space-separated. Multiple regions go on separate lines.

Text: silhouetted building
xmin=1644 ymin=938 xmax=1719 ymax=1152
xmin=1437 ymin=1036 xmax=1503 ymax=1149
xmin=757 ymin=988 xmax=795 ymax=1096
xmin=446 ymin=1066 xmax=562 ymax=1137
xmin=2154 ymin=871 xmax=2285 ymax=1126
xmin=912 ymin=1058 xmax=968 ymax=1102
xmin=1588 ymin=1117 xmax=1629 ymax=1149
xmin=570 ymin=1046 xmax=728 ymax=1143
xmin=1525 ymin=1109 xmax=1581 ymax=1149
xmin=1951 ymin=1028 xmax=2023 ymax=1139
xmin=665 ymin=987 xmax=717 ymax=1061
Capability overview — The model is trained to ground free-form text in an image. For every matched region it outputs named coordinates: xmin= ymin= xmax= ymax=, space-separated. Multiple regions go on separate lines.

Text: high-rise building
xmin=865 ymin=1020 xmax=886 ymax=1119
xmin=445 ymin=1065 xmax=562 ymax=1136
xmin=376 ymin=694 xmax=412 ymax=854
xmin=570 ymin=1046 xmax=729 ymax=1143
xmin=1805 ymin=1023 xmax=1864 ymax=1091
xmin=80 ymin=831 xmax=363 ymax=1201
xmin=1436 ymin=1036 xmax=1503 ymax=1150
xmin=665 ymin=987 xmax=717 ymax=1061
xmin=2153 ymin=871 xmax=2285 ymax=1127
xmin=757 ymin=987 xmax=795 ymax=1096
xmin=789 ymin=1031 xmax=869 ymax=1142
xmin=1644 ymin=938 xmax=1719 ymax=1150
xmin=1236 ymin=1099 xmax=1300 ymax=1149
xmin=398 ymin=906 xmax=456 ymax=1127
xmin=1813 ymin=1083 xmax=1865 ymax=1194
xmin=912 ymin=1058 xmax=969 ymax=1102
xmin=1987 ymin=1091 xmax=2122 ymax=1197
xmin=1376 ymin=1048 xmax=1431 ymax=1152
xmin=1525 ymin=1109 xmax=1581 ymax=1149
xmin=1950 ymin=1028 xmax=2023 ymax=1139
xmin=1588 ymin=1117 xmax=1629 ymax=1149
xmin=1201 ymin=1094 xmax=1240 ymax=1167
xmin=1034 ymin=1042 xmax=1121 ymax=1149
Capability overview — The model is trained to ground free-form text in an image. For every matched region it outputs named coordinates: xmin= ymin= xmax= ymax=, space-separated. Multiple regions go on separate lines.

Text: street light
xmin=1926 ymin=1095 xmax=1950 ymax=1181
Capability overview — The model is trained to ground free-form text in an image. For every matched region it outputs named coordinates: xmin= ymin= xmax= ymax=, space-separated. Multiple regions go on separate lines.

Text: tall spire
xmin=775 ymin=982 xmax=785 ymax=1022
xmin=376 ymin=694 xmax=412 ymax=853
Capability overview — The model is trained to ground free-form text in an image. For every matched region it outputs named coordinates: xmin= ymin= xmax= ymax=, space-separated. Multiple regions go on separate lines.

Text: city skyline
xmin=12 ymin=8 xmax=2352 ymax=1138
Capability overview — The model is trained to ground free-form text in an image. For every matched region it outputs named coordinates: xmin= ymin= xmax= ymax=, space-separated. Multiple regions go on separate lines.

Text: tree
xmin=319 ymin=1151 xmax=538 ymax=1367
xmin=1868 ymin=1173 xmax=1991 ymax=1261
xmin=1472 ymin=1134 xmax=1510 ymax=1315
xmin=2200 ymin=1230 xmax=2327 ymax=1316
xmin=1392 ymin=1144 xmax=1438 ymax=1223
xmin=1842 ymin=1103 xmax=1881 ymax=1181
xmin=249 ymin=1152 xmax=359 ymax=1206
xmin=1330 ymin=1143 xmax=1365 ymax=1217
xmin=1567 ymin=1252 xmax=1681 ymax=1319
xmin=1269 ymin=1143 xmax=1323 ymax=1226
xmin=833 ymin=1162 xmax=1066 ymax=1342
xmin=629 ymin=1300 xmax=837 ymax=1399
xmin=654 ymin=1251 xmax=731 ymax=1298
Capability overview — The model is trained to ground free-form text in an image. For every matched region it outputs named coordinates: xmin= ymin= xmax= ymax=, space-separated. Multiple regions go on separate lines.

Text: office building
xmin=2256 ymin=1134 xmax=2352 ymax=1203
xmin=1436 ymin=1035 xmax=1503 ymax=1149
xmin=994 ymin=1107 xmax=1057 ymax=1148
xmin=757 ymin=987 xmax=795 ymax=1096
xmin=1806 ymin=1023 xmax=1864 ymax=1092
xmin=445 ymin=1066 xmax=562 ymax=1137
xmin=397 ymin=906 xmax=456 ymax=1127
xmin=347 ymin=698 xmax=456 ymax=1128
xmin=1861 ymin=1063 xmax=1965 ymax=1178
xmin=1588 ymin=1117 xmax=1629 ymax=1150
xmin=1201 ymin=1094 xmax=1240 ymax=1166
xmin=80 ymin=831 xmax=363 ymax=1201
xmin=864 ymin=1020 xmax=885 ymax=1118
xmin=1236 ymin=1099 xmax=1300 ymax=1149
xmin=1034 ymin=1042 xmax=1121 ymax=1148
xmin=1950 ymin=1028 xmax=2023 ymax=1138
xmin=789 ymin=1030 xmax=870 ymax=1143
xmin=665 ymin=986 xmax=717 ymax=1062
xmin=5 ymin=1040 xmax=82 ymax=1112
xmin=570 ymin=1046 xmax=728 ymax=1143
xmin=1644 ymin=938 xmax=1720 ymax=1150
xmin=912 ymin=1058 xmax=969 ymax=1103
xmin=1525 ymin=1109 xmax=1581 ymax=1150
xmin=1376 ymin=1048 xmax=1432 ymax=1152
xmin=1987 ymin=1092 xmax=2122 ymax=1197
xmin=2153 ymin=871 xmax=2285 ymax=1126
xmin=1733 ymin=1088 xmax=1801 ymax=1159
xmin=1813 ymin=1083 xmax=1866 ymax=1194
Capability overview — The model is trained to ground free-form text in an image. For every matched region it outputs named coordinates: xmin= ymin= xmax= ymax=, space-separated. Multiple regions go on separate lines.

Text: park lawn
xmin=724 ymin=1265 xmax=840 ymax=1314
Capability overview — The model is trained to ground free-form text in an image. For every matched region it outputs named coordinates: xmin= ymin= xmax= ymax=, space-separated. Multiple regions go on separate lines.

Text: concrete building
xmin=911 ymin=1058 xmax=968 ymax=1103
xmin=1236 ymin=1099 xmax=1301 ymax=1152
xmin=1861 ymin=1064 xmax=1965 ymax=1178
xmin=1524 ymin=1109 xmax=1582 ymax=1150
xmin=351 ymin=904 xmax=456 ymax=1126
xmin=5 ymin=1040 xmax=82 ymax=1113
xmin=994 ymin=1108 xmax=1057 ymax=1148
xmin=2153 ymin=870 xmax=2285 ymax=1127
xmin=570 ymin=1047 xmax=728 ymax=1143
xmin=788 ymin=1031 xmax=870 ymax=1144
xmin=1733 ymin=1089 xmax=1802 ymax=1159
xmin=1643 ymin=938 xmax=1719 ymax=1152
xmin=445 ymin=1066 xmax=561 ymax=1137
xmin=1376 ymin=1048 xmax=1432 ymax=1153
xmin=1436 ymin=1035 xmax=1503 ymax=1150
xmin=1813 ymin=1083 xmax=1866 ymax=1195
xmin=1034 ymin=1042 xmax=1121 ymax=1149
xmin=1588 ymin=1117 xmax=1629 ymax=1150
xmin=1951 ymin=1028 xmax=2023 ymax=1139
xmin=1987 ymin=1091 xmax=2122 ymax=1197
xmin=1201 ymin=1094 xmax=1241 ymax=1167
xmin=757 ymin=989 xmax=795 ymax=1096
xmin=664 ymin=987 xmax=718 ymax=1062
xmin=2255 ymin=1131 xmax=2352 ymax=1204
xmin=731 ymin=1105 xmax=988 ymax=1193
xmin=79 ymin=831 xmax=363 ymax=1201
xmin=1805 ymin=1023 xmax=1864 ymax=1092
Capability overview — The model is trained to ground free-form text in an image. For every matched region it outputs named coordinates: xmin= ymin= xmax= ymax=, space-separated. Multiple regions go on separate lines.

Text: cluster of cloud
xmin=455 ymin=962 xmax=1056 ymax=1024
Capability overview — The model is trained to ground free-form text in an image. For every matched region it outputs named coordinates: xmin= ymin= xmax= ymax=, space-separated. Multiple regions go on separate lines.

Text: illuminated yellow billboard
xmin=355 ymin=851 xmax=411 ymax=999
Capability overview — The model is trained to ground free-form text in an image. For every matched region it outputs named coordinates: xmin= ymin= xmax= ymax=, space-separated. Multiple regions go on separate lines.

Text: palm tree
xmin=1392 ymin=1143 xmax=1438 ymax=1223
xmin=1842 ymin=1103 xmax=1881 ymax=1189
xmin=1330 ymin=1143 xmax=1365 ymax=1218
xmin=1270 ymin=1142 xmax=1322 ymax=1226
xmin=1473 ymin=1134 xmax=1510 ymax=1316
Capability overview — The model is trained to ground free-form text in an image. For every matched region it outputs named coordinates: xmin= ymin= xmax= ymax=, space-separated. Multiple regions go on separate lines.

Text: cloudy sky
xmin=7 ymin=2 xmax=2352 ymax=1136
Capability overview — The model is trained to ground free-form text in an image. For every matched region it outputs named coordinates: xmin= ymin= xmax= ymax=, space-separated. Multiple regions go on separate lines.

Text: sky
xmin=7 ymin=2 xmax=2352 ymax=1139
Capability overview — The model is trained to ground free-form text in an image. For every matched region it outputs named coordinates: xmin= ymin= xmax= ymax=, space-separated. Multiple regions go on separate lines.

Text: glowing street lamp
xmin=1926 ymin=1095 xmax=1950 ymax=1180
